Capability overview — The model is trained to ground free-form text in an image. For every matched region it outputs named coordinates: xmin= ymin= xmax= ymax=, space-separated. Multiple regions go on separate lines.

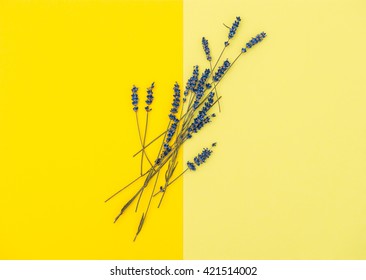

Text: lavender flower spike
xmin=212 ymin=59 xmax=230 ymax=82
xmin=193 ymin=68 xmax=210 ymax=109
xmin=228 ymin=16 xmax=241 ymax=39
xmin=170 ymin=82 xmax=181 ymax=114
xmin=184 ymin=66 xmax=199 ymax=101
xmin=187 ymin=146 xmax=214 ymax=171
xmin=165 ymin=82 xmax=181 ymax=143
xmin=242 ymin=32 xmax=267 ymax=53
xmin=187 ymin=113 xmax=215 ymax=135
xmin=145 ymin=82 xmax=155 ymax=112
xmin=166 ymin=120 xmax=178 ymax=143
xmin=131 ymin=85 xmax=139 ymax=112
xmin=224 ymin=16 xmax=241 ymax=46
xmin=202 ymin=37 xmax=212 ymax=61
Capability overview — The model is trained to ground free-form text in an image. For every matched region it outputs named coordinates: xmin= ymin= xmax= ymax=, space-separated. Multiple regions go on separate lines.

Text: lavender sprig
xmin=139 ymin=82 xmax=156 ymax=175
xmin=213 ymin=16 xmax=241 ymax=74
xmin=105 ymin=17 xmax=268 ymax=241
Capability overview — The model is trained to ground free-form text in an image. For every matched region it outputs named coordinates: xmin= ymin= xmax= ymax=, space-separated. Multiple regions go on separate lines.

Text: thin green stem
xmin=106 ymin=127 xmax=181 ymax=204
xmin=135 ymin=167 xmax=160 ymax=241
xmin=132 ymin=130 xmax=165 ymax=157
xmin=104 ymin=171 xmax=148 ymax=203
xmin=135 ymin=186 xmax=144 ymax=212
xmin=209 ymin=60 xmax=221 ymax=112
xmin=135 ymin=116 xmax=171 ymax=212
xmin=135 ymin=112 xmax=144 ymax=176
xmin=212 ymin=45 xmax=227 ymax=73
xmin=154 ymin=168 xmax=188 ymax=197
xmin=141 ymin=111 xmax=149 ymax=174
xmin=135 ymin=112 xmax=154 ymax=174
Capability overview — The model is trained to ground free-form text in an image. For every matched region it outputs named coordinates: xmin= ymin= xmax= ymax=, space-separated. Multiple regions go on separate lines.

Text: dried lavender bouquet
xmin=105 ymin=17 xmax=267 ymax=241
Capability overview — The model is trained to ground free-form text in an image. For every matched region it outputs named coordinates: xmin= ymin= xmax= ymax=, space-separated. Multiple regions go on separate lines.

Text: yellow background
xmin=1 ymin=0 xmax=366 ymax=260
xmin=184 ymin=0 xmax=366 ymax=259
xmin=0 ymin=0 xmax=182 ymax=259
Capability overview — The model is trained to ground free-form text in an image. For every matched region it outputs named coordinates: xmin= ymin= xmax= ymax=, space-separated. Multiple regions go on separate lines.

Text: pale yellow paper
xmin=184 ymin=0 xmax=366 ymax=259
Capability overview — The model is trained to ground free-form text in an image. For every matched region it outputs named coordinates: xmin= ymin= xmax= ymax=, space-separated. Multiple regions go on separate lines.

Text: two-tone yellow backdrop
xmin=1 ymin=0 xmax=366 ymax=260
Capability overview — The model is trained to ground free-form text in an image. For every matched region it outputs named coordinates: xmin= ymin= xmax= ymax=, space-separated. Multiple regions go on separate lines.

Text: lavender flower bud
xmin=187 ymin=161 xmax=196 ymax=171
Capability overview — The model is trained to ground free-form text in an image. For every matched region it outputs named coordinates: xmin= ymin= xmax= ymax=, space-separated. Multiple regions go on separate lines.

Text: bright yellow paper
xmin=0 ymin=0 xmax=183 ymax=259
